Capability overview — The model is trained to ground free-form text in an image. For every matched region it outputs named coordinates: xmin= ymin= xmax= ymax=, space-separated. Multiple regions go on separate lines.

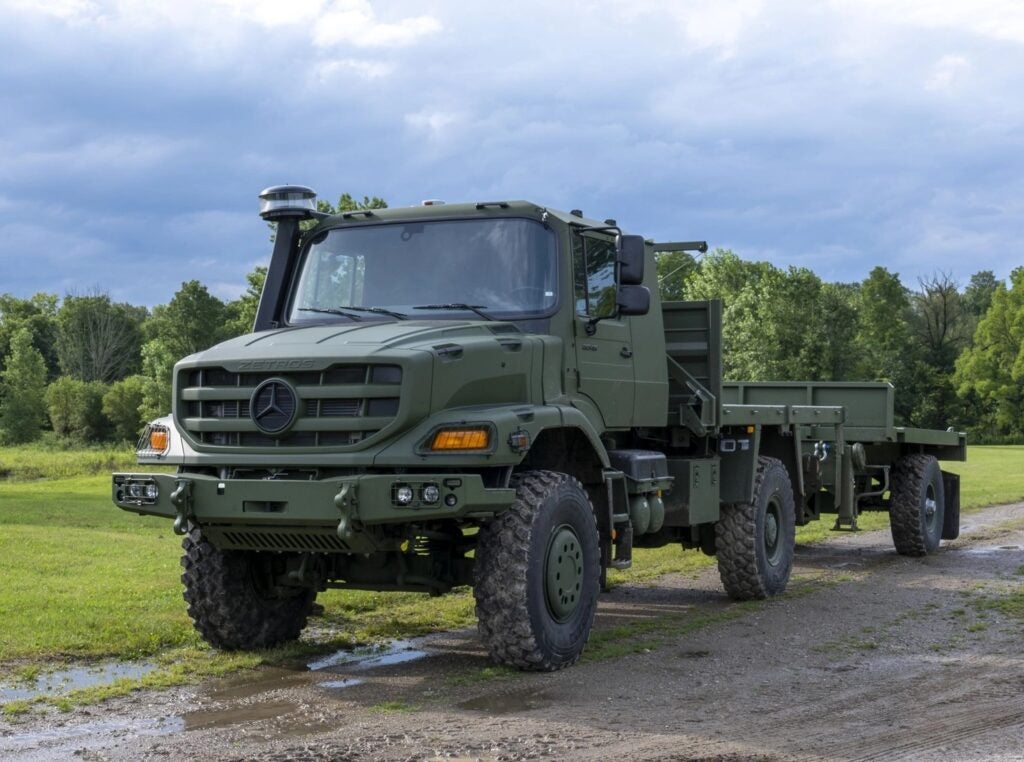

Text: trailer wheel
xmin=474 ymin=470 xmax=600 ymax=671
xmin=715 ymin=456 xmax=796 ymax=600
xmin=889 ymin=454 xmax=944 ymax=556
xmin=181 ymin=526 xmax=315 ymax=650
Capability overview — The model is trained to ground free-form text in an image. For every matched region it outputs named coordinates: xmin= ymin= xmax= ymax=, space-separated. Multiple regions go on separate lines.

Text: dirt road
xmin=3 ymin=502 xmax=1023 ymax=761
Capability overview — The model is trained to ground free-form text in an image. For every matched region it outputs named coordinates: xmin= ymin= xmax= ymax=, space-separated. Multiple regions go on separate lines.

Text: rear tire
xmin=889 ymin=454 xmax=944 ymax=556
xmin=474 ymin=471 xmax=600 ymax=671
xmin=715 ymin=456 xmax=796 ymax=600
xmin=181 ymin=527 xmax=315 ymax=650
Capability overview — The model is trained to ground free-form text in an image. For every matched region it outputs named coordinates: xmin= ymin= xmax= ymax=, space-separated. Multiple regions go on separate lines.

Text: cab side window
xmin=572 ymin=234 xmax=617 ymax=317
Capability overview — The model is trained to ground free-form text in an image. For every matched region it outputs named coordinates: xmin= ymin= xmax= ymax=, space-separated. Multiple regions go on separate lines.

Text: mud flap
xmin=941 ymin=470 xmax=960 ymax=540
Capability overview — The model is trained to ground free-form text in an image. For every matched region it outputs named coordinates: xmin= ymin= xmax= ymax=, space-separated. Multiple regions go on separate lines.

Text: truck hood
xmin=171 ymin=319 xmax=544 ymax=457
xmin=186 ymin=319 xmax=523 ymax=364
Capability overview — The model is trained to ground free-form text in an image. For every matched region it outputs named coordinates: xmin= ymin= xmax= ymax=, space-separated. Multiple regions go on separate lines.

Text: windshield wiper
xmin=297 ymin=307 xmax=363 ymax=321
xmin=413 ymin=303 xmax=495 ymax=321
xmin=342 ymin=306 xmax=409 ymax=320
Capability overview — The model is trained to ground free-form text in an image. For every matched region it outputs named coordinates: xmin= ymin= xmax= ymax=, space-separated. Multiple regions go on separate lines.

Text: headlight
xmin=394 ymin=485 xmax=415 ymax=505
xmin=115 ymin=476 xmax=160 ymax=505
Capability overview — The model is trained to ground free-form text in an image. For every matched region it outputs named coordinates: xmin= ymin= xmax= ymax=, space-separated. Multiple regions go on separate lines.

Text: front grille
xmin=177 ymin=363 xmax=401 ymax=449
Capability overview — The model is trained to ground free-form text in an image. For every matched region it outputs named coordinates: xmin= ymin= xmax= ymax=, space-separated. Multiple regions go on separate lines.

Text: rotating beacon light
xmin=258 ymin=185 xmax=318 ymax=221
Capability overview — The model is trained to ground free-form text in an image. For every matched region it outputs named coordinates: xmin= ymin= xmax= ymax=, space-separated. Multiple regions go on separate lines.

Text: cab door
xmin=572 ymin=232 xmax=635 ymax=428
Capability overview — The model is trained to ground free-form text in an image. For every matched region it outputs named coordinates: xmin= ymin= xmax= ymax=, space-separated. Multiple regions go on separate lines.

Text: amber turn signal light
xmin=149 ymin=428 xmax=169 ymax=451
xmin=430 ymin=428 xmax=490 ymax=451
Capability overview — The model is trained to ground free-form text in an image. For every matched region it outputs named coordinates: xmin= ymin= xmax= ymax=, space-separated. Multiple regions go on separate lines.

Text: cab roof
xmin=309 ymin=200 xmax=615 ymax=235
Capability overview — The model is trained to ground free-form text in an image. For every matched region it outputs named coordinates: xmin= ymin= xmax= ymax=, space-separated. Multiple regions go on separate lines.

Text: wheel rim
xmin=545 ymin=525 xmax=584 ymax=622
xmin=764 ymin=498 xmax=783 ymax=566
xmin=924 ymin=484 xmax=938 ymax=531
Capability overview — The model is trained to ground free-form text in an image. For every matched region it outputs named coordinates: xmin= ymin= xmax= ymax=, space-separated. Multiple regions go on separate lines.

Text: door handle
xmin=620 ymin=347 xmax=633 ymax=358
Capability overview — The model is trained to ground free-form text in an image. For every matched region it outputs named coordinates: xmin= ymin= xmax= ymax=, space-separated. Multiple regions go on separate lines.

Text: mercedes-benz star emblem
xmin=250 ymin=378 xmax=298 ymax=434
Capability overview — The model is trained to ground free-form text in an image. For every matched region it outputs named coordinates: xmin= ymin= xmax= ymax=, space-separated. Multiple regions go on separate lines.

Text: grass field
xmin=1 ymin=444 xmax=1022 ymax=711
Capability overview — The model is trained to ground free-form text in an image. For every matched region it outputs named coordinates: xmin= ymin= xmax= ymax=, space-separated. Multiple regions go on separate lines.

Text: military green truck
xmin=113 ymin=186 xmax=966 ymax=671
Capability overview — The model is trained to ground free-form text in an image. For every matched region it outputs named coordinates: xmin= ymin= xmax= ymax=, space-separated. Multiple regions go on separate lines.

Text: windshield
xmin=288 ymin=218 xmax=557 ymax=323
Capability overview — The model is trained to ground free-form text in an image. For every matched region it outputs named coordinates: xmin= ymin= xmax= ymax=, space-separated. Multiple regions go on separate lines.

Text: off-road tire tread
xmin=474 ymin=470 xmax=599 ymax=672
xmin=181 ymin=526 xmax=315 ymax=650
xmin=890 ymin=453 xmax=941 ymax=557
xmin=715 ymin=456 xmax=794 ymax=601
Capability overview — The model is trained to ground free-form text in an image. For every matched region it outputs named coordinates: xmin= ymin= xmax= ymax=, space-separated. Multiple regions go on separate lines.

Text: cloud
xmin=404 ymin=109 xmax=464 ymax=137
xmin=312 ymin=1 xmax=441 ymax=48
xmin=2 ymin=0 xmax=1024 ymax=305
xmin=315 ymin=57 xmax=395 ymax=81
xmin=926 ymin=54 xmax=971 ymax=91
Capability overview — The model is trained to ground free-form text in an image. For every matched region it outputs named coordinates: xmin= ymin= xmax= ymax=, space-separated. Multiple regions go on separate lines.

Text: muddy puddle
xmin=306 ymin=637 xmax=430 ymax=672
xmin=0 ymin=661 xmax=157 ymax=702
xmin=458 ymin=687 xmax=553 ymax=714
xmin=960 ymin=544 xmax=1024 ymax=555
xmin=0 ymin=716 xmax=183 ymax=758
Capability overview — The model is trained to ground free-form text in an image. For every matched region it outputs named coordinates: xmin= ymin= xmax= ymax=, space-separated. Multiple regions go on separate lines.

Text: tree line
xmin=0 ymin=199 xmax=1020 ymax=445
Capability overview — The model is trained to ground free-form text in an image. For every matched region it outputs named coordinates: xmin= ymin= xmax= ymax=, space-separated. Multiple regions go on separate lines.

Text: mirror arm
xmin=584 ymin=312 xmax=619 ymax=336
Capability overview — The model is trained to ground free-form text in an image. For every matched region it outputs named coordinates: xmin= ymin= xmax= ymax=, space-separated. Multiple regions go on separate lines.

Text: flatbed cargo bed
xmin=722 ymin=381 xmax=966 ymax=460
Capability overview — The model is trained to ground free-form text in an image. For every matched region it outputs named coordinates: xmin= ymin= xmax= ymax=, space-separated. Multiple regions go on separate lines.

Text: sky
xmin=1 ymin=0 xmax=1022 ymax=306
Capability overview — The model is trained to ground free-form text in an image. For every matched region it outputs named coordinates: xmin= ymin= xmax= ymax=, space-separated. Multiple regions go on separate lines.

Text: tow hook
xmin=170 ymin=479 xmax=194 ymax=535
xmin=334 ymin=482 xmax=358 ymax=541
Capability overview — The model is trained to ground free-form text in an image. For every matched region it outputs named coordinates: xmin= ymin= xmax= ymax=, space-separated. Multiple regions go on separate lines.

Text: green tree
xmin=56 ymin=293 xmax=146 ymax=382
xmin=0 ymin=327 xmax=48 ymax=443
xmin=225 ymin=266 xmax=267 ymax=337
xmin=856 ymin=266 xmax=913 ymax=381
xmin=139 ymin=339 xmax=177 ymax=421
xmin=102 ymin=375 xmax=147 ymax=442
xmin=817 ymin=282 xmax=862 ymax=381
xmin=144 ymin=280 xmax=228 ymax=359
xmin=905 ymin=273 xmax=970 ymax=429
xmin=685 ymin=250 xmax=835 ymax=382
xmin=0 ymin=292 xmax=60 ymax=379
xmin=910 ymin=273 xmax=969 ymax=370
xmin=963 ymin=270 xmax=999 ymax=319
xmin=655 ymin=251 xmax=697 ymax=302
xmin=139 ymin=281 xmax=229 ymax=422
xmin=45 ymin=376 xmax=109 ymax=442
xmin=955 ymin=268 xmax=1024 ymax=440
xmin=322 ymin=193 xmax=388 ymax=214
xmin=685 ymin=250 xmax=775 ymax=380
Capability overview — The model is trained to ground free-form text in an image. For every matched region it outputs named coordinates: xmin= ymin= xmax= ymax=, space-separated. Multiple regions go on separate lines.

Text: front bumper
xmin=113 ymin=471 xmax=514 ymax=553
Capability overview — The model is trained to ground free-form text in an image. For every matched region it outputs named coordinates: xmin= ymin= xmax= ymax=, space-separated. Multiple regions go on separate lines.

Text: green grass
xmin=0 ymin=444 xmax=1022 ymax=711
xmin=942 ymin=445 xmax=1024 ymax=509
xmin=0 ymin=443 xmax=161 ymax=481
xmin=369 ymin=700 xmax=418 ymax=714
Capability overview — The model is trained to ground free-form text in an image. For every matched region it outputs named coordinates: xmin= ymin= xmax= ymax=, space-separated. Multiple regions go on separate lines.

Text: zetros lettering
xmin=237 ymin=359 xmax=316 ymax=371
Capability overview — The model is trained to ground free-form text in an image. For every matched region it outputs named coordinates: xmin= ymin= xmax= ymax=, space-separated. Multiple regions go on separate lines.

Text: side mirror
xmin=617 ymin=234 xmax=646 ymax=285
xmin=617 ymin=285 xmax=650 ymax=316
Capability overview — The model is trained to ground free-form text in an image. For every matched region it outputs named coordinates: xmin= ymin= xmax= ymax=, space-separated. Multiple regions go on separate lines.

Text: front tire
xmin=474 ymin=471 xmax=601 ymax=671
xmin=715 ymin=456 xmax=796 ymax=600
xmin=889 ymin=454 xmax=944 ymax=556
xmin=181 ymin=527 xmax=315 ymax=650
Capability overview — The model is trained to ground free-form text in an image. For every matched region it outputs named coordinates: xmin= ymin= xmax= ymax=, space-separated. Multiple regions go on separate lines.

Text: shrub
xmin=45 ymin=377 xmax=109 ymax=442
xmin=102 ymin=375 xmax=147 ymax=442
